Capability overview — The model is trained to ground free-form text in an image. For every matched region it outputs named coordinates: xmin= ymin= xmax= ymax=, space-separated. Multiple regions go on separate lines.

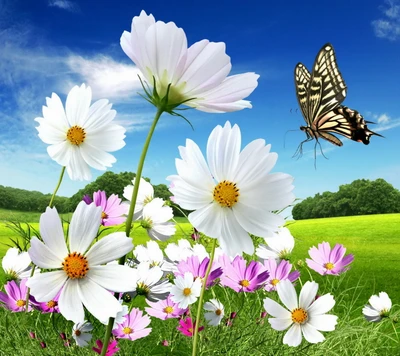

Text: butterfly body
xmin=294 ymin=43 xmax=382 ymax=158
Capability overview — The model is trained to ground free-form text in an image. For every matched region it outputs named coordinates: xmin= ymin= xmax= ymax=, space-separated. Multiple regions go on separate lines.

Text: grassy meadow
xmin=0 ymin=209 xmax=399 ymax=355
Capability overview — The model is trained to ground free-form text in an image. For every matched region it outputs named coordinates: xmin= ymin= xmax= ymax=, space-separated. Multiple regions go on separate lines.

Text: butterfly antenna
xmin=284 ymin=129 xmax=300 ymax=149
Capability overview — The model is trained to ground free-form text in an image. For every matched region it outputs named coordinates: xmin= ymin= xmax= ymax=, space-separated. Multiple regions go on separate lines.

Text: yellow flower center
xmin=46 ymin=300 xmax=58 ymax=308
xmin=239 ymin=279 xmax=250 ymax=287
xmin=271 ymin=279 xmax=280 ymax=286
xmin=324 ymin=262 xmax=335 ymax=270
xmin=74 ymin=330 xmax=81 ymax=336
xmin=215 ymin=309 xmax=222 ymax=316
xmin=213 ymin=180 xmax=240 ymax=208
xmin=291 ymin=308 xmax=308 ymax=324
xmin=16 ymin=299 xmax=26 ymax=307
xmin=183 ymin=288 xmax=192 ymax=296
xmin=163 ymin=306 xmax=174 ymax=314
xmin=66 ymin=125 xmax=86 ymax=146
xmin=123 ymin=327 xmax=133 ymax=335
xmin=101 ymin=211 xmax=108 ymax=219
xmin=188 ymin=327 xmax=193 ymax=334
xmin=62 ymin=252 xmax=89 ymax=279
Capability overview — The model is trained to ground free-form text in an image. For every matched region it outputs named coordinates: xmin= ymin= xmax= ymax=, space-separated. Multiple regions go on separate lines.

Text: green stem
xmin=48 ymin=166 xmax=66 ymax=208
xmin=192 ymin=238 xmax=217 ymax=356
xmin=26 ymin=166 xmax=66 ymax=312
xmin=101 ymin=107 xmax=164 ymax=355
xmin=100 ymin=317 xmax=115 ymax=356
xmin=120 ymin=106 xmax=164 ymax=263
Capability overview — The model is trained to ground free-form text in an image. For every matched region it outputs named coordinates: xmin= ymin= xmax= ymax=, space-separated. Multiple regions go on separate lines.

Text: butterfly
xmin=294 ymin=43 xmax=382 ymax=161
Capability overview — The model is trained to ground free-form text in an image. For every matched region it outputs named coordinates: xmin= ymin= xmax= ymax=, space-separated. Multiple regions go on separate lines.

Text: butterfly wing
xmin=308 ymin=43 xmax=347 ymax=125
xmin=294 ymin=63 xmax=311 ymax=124
xmin=318 ymin=105 xmax=383 ymax=144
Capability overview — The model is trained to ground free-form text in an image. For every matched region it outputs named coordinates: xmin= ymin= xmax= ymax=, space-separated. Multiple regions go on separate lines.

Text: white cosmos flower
xmin=141 ymin=198 xmax=176 ymax=241
xmin=132 ymin=262 xmax=172 ymax=302
xmin=121 ymin=10 xmax=259 ymax=113
xmin=2 ymin=247 xmax=32 ymax=280
xmin=256 ymin=227 xmax=295 ymax=261
xmin=26 ymin=202 xmax=138 ymax=323
xmin=35 ymin=84 xmax=125 ymax=181
xmin=362 ymin=292 xmax=392 ymax=322
xmin=100 ymin=299 xmax=129 ymax=329
xmin=123 ymin=177 xmax=154 ymax=220
xmin=167 ymin=121 xmax=295 ymax=257
xmin=263 ymin=280 xmax=338 ymax=347
xmin=170 ymin=271 xmax=202 ymax=309
xmin=134 ymin=241 xmax=164 ymax=268
xmin=72 ymin=321 xmax=93 ymax=347
xmin=204 ymin=299 xmax=225 ymax=326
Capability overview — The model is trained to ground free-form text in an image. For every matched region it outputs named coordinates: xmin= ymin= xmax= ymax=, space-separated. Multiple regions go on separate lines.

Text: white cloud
xmin=65 ymin=55 xmax=142 ymax=100
xmin=372 ymin=0 xmax=400 ymax=40
xmin=48 ymin=0 xmax=79 ymax=12
xmin=377 ymin=113 xmax=390 ymax=123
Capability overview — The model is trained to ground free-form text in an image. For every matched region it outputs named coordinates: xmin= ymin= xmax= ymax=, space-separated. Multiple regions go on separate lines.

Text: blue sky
xmin=0 ymin=0 xmax=399 ymax=210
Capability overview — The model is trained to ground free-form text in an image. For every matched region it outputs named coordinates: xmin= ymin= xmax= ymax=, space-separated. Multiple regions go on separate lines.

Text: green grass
xmin=0 ymin=212 xmax=399 ymax=354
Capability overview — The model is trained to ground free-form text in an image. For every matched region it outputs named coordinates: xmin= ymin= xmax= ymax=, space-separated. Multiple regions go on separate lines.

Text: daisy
xmin=263 ymin=280 xmax=338 ymax=347
xmin=141 ymin=198 xmax=176 ymax=241
xmin=113 ymin=308 xmax=152 ymax=341
xmin=263 ymin=258 xmax=300 ymax=292
xmin=72 ymin=321 xmax=93 ymax=347
xmin=170 ymin=272 xmax=202 ymax=308
xmin=306 ymin=242 xmax=354 ymax=276
xmin=168 ymin=121 xmax=294 ymax=257
xmin=362 ymin=292 xmax=392 ymax=322
xmin=256 ymin=227 xmax=295 ymax=261
xmin=204 ymin=299 xmax=225 ymax=326
xmin=35 ymin=84 xmax=125 ymax=181
xmin=123 ymin=177 xmax=154 ymax=220
xmin=145 ymin=294 xmax=187 ymax=320
xmin=121 ymin=11 xmax=259 ymax=113
xmin=177 ymin=317 xmax=204 ymax=337
xmin=83 ymin=190 xmax=128 ymax=226
xmin=26 ymin=202 xmax=138 ymax=323
xmin=0 ymin=279 xmax=34 ymax=312
xmin=2 ymin=247 xmax=33 ymax=281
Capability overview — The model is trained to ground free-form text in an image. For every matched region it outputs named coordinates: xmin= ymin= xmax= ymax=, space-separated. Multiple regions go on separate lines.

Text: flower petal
xmin=85 ymin=232 xmax=133 ymax=265
xmin=299 ymin=281 xmax=319 ymax=310
xmin=29 ymin=237 xmax=64 ymax=269
xmin=263 ymin=297 xmax=291 ymax=319
xmin=308 ymin=314 xmax=338 ymax=331
xmin=277 ymin=279 xmax=298 ymax=311
xmin=59 ymin=279 xmax=85 ymax=323
xmin=307 ymin=293 xmax=335 ymax=316
xmin=26 ymin=270 xmax=67 ymax=302
xmin=269 ymin=317 xmax=293 ymax=331
xmin=283 ymin=324 xmax=302 ymax=347
xmin=87 ymin=265 xmax=138 ymax=292
xmin=301 ymin=323 xmax=325 ymax=344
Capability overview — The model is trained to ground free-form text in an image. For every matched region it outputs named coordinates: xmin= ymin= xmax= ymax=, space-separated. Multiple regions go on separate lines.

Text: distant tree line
xmin=292 ymin=178 xmax=400 ymax=220
xmin=0 ymin=171 xmax=189 ymax=217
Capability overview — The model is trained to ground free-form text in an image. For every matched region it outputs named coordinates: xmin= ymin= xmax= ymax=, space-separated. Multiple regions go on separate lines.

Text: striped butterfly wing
xmin=318 ymin=106 xmax=383 ymax=145
xmin=294 ymin=63 xmax=311 ymax=124
xmin=308 ymin=43 xmax=347 ymax=125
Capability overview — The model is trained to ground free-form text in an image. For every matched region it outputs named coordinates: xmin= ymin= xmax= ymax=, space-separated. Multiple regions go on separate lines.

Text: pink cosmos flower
xmin=0 ymin=279 xmax=34 ymax=312
xmin=83 ymin=190 xmax=128 ymax=226
xmin=92 ymin=339 xmax=120 ymax=355
xmin=34 ymin=289 xmax=61 ymax=313
xmin=177 ymin=317 xmax=204 ymax=337
xmin=306 ymin=242 xmax=354 ymax=276
xmin=175 ymin=255 xmax=222 ymax=288
xmin=220 ymin=255 xmax=269 ymax=292
xmin=145 ymin=295 xmax=187 ymax=320
xmin=112 ymin=308 xmax=151 ymax=341
xmin=263 ymin=258 xmax=300 ymax=292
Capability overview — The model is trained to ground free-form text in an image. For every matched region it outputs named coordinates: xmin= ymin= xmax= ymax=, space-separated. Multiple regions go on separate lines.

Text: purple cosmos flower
xmin=263 ymin=258 xmax=300 ymax=291
xmin=92 ymin=339 xmax=120 ymax=356
xmin=177 ymin=317 xmax=204 ymax=337
xmin=191 ymin=228 xmax=200 ymax=241
xmin=0 ymin=279 xmax=34 ymax=312
xmin=306 ymin=242 xmax=354 ymax=276
xmin=112 ymin=308 xmax=151 ymax=341
xmin=34 ymin=289 xmax=61 ymax=313
xmin=83 ymin=190 xmax=128 ymax=226
xmin=82 ymin=194 xmax=92 ymax=204
xmin=145 ymin=295 xmax=187 ymax=320
xmin=220 ymin=255 xmax=269 ymax=292
xmin=176 ymin=255 xmax=222 ymax=288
